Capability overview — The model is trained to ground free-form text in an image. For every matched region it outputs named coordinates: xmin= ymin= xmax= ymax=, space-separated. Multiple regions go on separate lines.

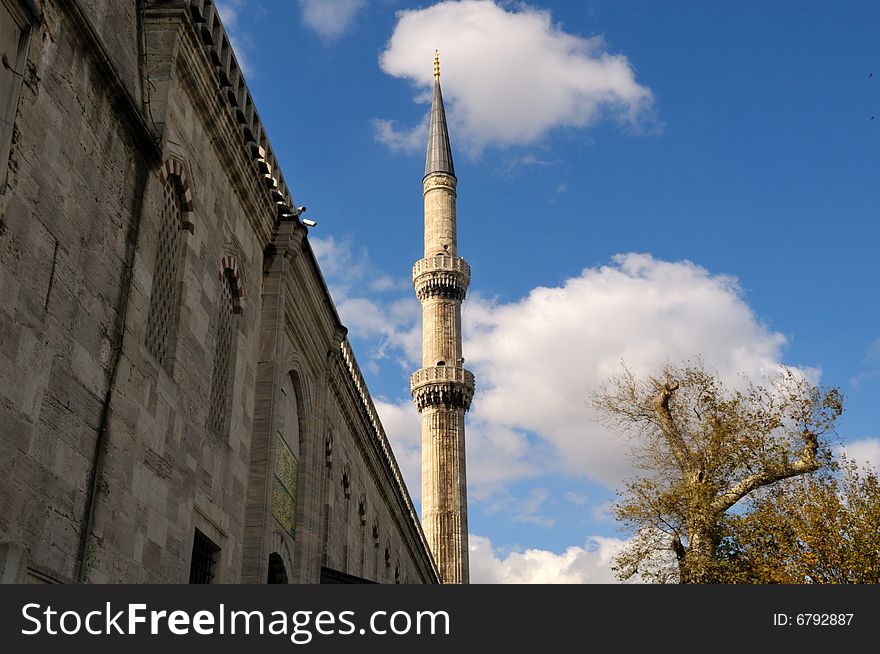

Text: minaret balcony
xmin=410 ymin=366 xmax=475 ymax=412
xmin=413 ymin=255 xmax=471 ymax=301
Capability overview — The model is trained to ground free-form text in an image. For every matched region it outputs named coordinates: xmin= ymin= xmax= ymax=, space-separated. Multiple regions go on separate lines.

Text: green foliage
xmin=723 ymin=459 xmax=880 ymax=583
xmin=594 ymin=362 xmax=845 ymax=583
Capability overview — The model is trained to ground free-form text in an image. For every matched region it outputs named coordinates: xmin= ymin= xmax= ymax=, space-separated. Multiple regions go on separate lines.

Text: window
xmin=272 ymin=376 xmax=300 ymax=539
xmin=208 ymin=268 xmax=236 ymax=435
xmin=145 ymin=179 xmax=186 ymax=368
xmin=272 ymin=437 xmax=298 ymax=539
xmin=0 ymin=0 xmax=35 ymax=189
xmin=188 ymin=529 xmax=220 ymax=584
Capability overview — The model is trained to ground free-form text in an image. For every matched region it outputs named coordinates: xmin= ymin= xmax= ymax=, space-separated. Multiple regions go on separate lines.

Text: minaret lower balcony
xmin=413 ymin=255 xmax=471 ymax=302
xmin=411 ymin=366 xmax=475 ymax=412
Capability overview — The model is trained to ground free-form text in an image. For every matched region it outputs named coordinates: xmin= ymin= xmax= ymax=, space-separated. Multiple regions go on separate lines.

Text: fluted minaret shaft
xmin=411 ymin=53 xmax=473 ymax=584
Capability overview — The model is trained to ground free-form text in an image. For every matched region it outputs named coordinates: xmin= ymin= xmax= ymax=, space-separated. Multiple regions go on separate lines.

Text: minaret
xmin=411 ymin=51 xmax=474 ymax=584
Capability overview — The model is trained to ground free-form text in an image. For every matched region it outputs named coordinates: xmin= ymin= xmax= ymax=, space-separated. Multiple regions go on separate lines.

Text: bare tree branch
xmin=651 ymin=380 xmax=693 ymax=472
xmin=711 ymin=432 xmax=819 ymax=514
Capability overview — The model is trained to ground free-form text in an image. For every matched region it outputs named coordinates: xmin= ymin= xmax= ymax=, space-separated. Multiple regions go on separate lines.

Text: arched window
xmin=279 ymin=375 xmax=300 ymax=457
xmin=145 ymin=176 xmax=186 ymax=368
xmin=272 ymin=374 xmax=300 ymax=539
xmin=208 ymin=265 xmax=239 ymax=435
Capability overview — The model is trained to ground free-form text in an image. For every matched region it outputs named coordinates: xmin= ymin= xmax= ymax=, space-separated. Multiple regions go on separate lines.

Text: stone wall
xmin=0 ymin=0 xmax=437 ymax=584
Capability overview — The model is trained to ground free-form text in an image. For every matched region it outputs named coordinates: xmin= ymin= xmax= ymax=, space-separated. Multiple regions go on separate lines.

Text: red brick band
xmin=219 ymin=255 xmax=245 ymax=315
xmin=159 ymin=159 xmax=195 ymax=233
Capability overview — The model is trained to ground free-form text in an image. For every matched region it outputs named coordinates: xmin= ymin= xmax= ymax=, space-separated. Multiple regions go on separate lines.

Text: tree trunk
xmin=683 ymin=529 xmax=718 ymax=583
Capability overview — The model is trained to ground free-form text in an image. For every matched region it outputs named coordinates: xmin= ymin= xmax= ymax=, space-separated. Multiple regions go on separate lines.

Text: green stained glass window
xmin=272 ymin=437 xmax=298 ymax=539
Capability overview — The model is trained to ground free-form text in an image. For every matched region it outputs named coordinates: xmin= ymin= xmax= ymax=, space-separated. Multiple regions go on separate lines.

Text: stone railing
xmin=410 ymin=365 xmax=474 ymax=388
xmin=412 ymin=255 xmax=470 ymax=282
xmin=410 ymin=366 xmax=475 ymax=411
xmin=186 ymin=0 xmax=299 ymax=220
xmin=339 ymin=339 xmax=439 ymax=580
xmin=412 ymin=255 xmax=470 ymax=301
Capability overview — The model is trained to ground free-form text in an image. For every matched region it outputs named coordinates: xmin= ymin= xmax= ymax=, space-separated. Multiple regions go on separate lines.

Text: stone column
xmin=241 ymin=217 xmax=303 ymax=583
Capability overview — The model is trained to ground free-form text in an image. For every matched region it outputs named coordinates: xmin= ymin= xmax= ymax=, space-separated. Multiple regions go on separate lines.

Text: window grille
xmin=188 ymin=529 xmax=220 ymax=584
xmin=145 ymin=181 xmax=185 ymax=367
xmin=208 ymin=270 xmax=234 ymax=435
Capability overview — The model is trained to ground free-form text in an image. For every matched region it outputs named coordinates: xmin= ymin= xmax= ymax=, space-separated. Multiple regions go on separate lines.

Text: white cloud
xmin=216 ymin=0 xmax=254 ymax=75
xmin=374 ymin=399 xmax=423 ymax=500
xmin=484 ymin=488 xmax=556 ymax=527
xmin=469 ymin=534 xmax=628 ymax=583
xmin=311 ymin=235 xmax=404 ymax=297
xmin=463 ymin=253 xmax=790 ymax=489
xmin=378 ymin=0 xmax=654 ymax=152
xmin=298 ymin=0 xmax=366 ymax=40
xmin=564 ymin=491 xmax=587 ymax=507
xmin=376 ymin=394 xmax=555 ymax=502
xmin=321 ymin=244 xmax=804 ymax=577
xmin=838 ymin=438 xmax=880 ymax=471
xmin=216 ymin=0 xmax=241 ymax=27
xmin=373 ymin=117 xmax=428 ymax=153
xmin=850 ymin=338 xmax=880 ymax=388
xmin=337 ymin=297 xmax=421 ymax=365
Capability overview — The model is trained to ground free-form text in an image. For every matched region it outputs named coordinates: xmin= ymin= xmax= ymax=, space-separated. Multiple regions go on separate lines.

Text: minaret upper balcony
xmin=411 ymin=365 xmax=475 ymax=412
xmin=413 ymin=254 xmax=471 ymax=301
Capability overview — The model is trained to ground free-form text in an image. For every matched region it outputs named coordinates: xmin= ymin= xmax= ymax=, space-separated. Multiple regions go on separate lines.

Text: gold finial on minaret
xmin=434 ymin=50 xmax=440 ymax=80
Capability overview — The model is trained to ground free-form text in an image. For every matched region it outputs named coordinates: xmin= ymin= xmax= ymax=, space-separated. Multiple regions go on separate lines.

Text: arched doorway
xmin=267 ymin=552 xmax=288 ymax=584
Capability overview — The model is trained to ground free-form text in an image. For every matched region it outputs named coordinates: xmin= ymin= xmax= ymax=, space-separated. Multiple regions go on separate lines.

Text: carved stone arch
xmin=219 ymin=255 xmax=245 ymax=315
xmin=278 ymin=363 xmax=309 ymax=457
xmin=371 ymin=518 xmax=380 ymax=546
xmin=280 ymin=344 xmax=313 ymax=413
xmin=158 ymin=157 xmax=195 ymax=232
xmin=269 ymin=530 xmax=295 ymax=584
xmin=275 ymin=365 xmax=308 ymax=546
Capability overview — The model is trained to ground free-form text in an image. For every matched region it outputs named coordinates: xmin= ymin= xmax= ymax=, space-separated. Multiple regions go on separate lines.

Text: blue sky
xmin=218 ymin=0 xmax=880 ymax=582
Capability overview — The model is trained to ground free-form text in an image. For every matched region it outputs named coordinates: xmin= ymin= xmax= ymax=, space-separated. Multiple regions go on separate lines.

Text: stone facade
xmin=0 ymin=0 xmax=437 ymax=584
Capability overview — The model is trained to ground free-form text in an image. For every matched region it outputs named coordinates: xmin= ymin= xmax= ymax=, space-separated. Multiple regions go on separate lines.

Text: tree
xmin=593 ymin=363 xmax=843 ymax=583
xmin=722 ymin=458 xmax=880 ymax=583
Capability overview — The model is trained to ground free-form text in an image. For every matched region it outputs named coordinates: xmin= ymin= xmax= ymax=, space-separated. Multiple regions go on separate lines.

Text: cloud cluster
xmin=469 ymin=534 xmax=627 ymax=583
xmin=373 ymin=398 xmax=423 ymax=499
xmin=365 ymin=252 xmax=791 ymax=499
xmin=298 ymin=0 xmax=366 ymax=40
xmin=373 ymin=117 xmax=429 ymax=153
xmin=464 ymin=253 xmax=789 ymax=489
xmin=311 ymin=236 xmax=419 ymax=372
xmin=377 ymin=0 xmax=654 ymax=152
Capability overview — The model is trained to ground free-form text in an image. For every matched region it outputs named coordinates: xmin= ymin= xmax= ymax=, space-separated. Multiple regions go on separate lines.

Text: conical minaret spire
xmin=411 ymin=51 xmax=473 ymax=584
xmin=425 ymin=51 xmax=455 ymax=178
